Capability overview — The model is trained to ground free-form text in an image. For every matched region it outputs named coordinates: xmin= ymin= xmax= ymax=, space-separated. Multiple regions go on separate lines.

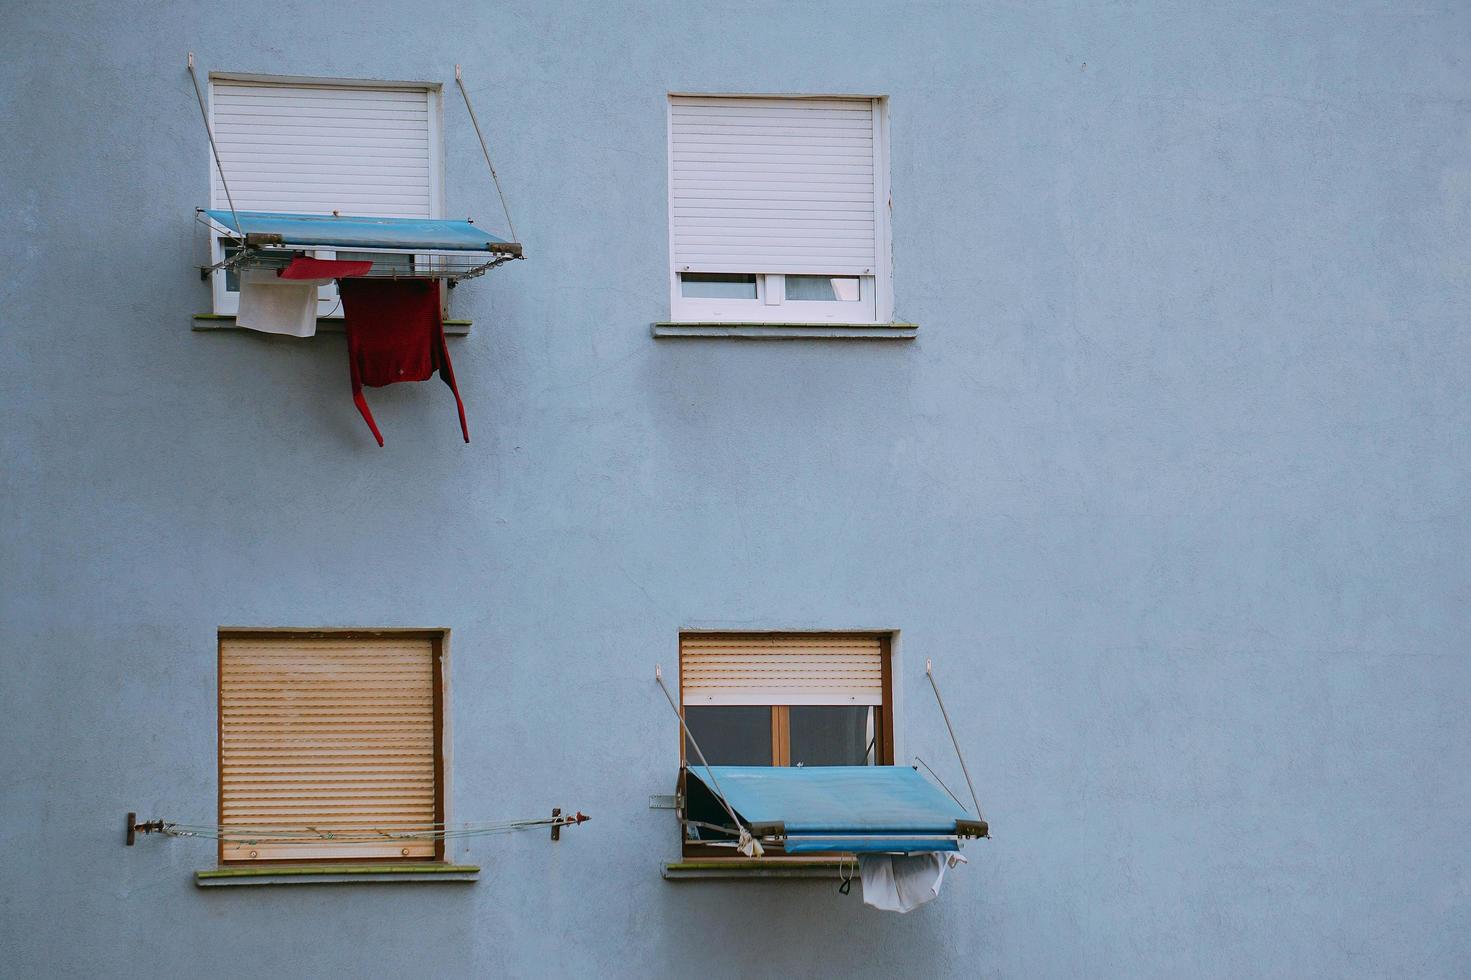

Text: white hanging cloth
xmin=858 ymin=851 xmax=967 ymax=913
xmin=236 ymin=269 xmax=328 ymax=337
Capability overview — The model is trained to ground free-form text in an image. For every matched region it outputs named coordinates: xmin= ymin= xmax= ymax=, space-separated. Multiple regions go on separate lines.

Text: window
xmin=677 ymin=633 xmax=895 ymax=858
xmin=668 ymin=96 xmax=890 ymax=324
xmin=217 ymin=630 xmax=446 ymax=863
xmin=678 ymin=633 xmax=894 ymax=769
xmin=207 ymin=77 xmax=443 ymax=314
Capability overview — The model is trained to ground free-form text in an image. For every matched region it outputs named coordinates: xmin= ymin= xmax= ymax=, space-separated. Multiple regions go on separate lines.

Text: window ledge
xmin=652 ymin=322 xmax=916 ymax=340
xmin=193 ymin=314 xmax=472 ymax=336
xmin=195 ymin=864 xmax=480 ymax=887
xmin=663 ymin=859 xmax=857 ymax=881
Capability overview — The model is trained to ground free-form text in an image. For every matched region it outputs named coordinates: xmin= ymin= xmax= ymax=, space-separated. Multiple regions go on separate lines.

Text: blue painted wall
xmin=2 ymin=2 xmax=1468 ymax=976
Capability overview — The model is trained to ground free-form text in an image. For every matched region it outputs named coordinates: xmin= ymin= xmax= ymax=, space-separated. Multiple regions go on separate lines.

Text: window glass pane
xmin=785 ymin=275 xmax=861 ymax=302
xmin=338 ymin=250 xmax=414 ymax=274
xmin=684 ymin=706 xmax=772 ymax=766
xmin=788 ymin=706 xmax=873 ymax=766
xmin=221 ymin=242 xmax=242 ymax=293
xmin=680 ymin=272 xmax=758 ymax=299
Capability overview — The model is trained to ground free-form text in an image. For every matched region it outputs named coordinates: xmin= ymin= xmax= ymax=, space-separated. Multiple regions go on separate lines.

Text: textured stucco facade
xmin=2 ymin=2 xmax=1469 ymax=977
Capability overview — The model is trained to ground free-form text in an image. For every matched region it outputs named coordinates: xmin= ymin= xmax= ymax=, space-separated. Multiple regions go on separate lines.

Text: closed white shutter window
xmin=680 ymin=634 xmax=885 ymax=706
xmin=210 ymin=81 xmax=437 ymax=218
xmin=670 ymin=97 xmax=878 ymax=276
xmin=219 ymin=633 xmax=441 ymax=862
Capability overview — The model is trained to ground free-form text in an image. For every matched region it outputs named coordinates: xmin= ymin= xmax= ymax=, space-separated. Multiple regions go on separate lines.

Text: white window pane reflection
xmin=785 ymin=275 xmax=861 ymax=302
xmin=223 ymin=245 xmax=243 ymax=293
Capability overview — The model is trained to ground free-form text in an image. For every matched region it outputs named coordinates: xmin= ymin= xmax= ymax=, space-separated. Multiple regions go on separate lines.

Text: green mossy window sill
xmin=652 ymin=322 xmax=917 ymax=340
xmin=193 ymin=314 xmax=472 ymax=336
xmin=663 ymin=859 xmax=858 ymax=880
xmin=196 ymin=864 xmax=480 ymax=887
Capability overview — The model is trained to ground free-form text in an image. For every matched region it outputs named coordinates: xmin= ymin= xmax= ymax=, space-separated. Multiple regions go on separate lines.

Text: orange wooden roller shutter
xmin=219 ymin=635 xmax=436 ymax=861
xmin=680 ymin=633 xmax=885 ymax=706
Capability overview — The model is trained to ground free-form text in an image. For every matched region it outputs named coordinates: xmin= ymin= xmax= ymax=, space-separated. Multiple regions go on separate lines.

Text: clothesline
xmin=143 ymin=812 xmax=590 ymax=846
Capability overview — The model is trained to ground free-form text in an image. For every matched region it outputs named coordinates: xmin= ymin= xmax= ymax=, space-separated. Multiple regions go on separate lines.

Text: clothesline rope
xmin=139 ymin=812 xmax=589 ymax=846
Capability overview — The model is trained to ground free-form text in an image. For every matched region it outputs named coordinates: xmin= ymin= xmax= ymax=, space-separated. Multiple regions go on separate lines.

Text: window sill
xmin=195 ymin=863 xmax=480 ymax=887
xmin=663 ymin=859 xmax=857 ymax=881
xmin=651 ymin=322 xmax=916 ymax=340
xmin=192 ymin=314 xmax=472 ymax=336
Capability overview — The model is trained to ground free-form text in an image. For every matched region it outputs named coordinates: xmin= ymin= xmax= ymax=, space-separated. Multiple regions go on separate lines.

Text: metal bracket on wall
xmin=648 ymin=794 xmax=682 ymax=810
xmin=125 ymin=812 xmax=165 ymax=845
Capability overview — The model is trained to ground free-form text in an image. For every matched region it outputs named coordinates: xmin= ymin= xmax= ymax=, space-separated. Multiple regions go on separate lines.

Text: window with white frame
xmin=207 ymin=77 xmax=443 ymax=315
xmin=667 ymin=96 xmax=890 ymax=324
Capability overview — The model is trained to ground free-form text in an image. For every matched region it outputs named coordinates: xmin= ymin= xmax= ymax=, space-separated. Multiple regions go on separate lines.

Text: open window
xmin=677 ymin=632 xmax=893 ymax=858
xmin=671 ymin=632 xmax=987 ymax=870
xmin=679 ymin=632 xmax=894 ymax=772
xmin=188 ymin=64 xmax=525 ymax=445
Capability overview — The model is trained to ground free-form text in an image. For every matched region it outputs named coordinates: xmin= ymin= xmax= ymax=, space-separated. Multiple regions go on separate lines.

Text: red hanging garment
xmin=278 ymin=255 xmax=374 ymax=279
xmin=337 ymin=278 xmax=468 ymax=447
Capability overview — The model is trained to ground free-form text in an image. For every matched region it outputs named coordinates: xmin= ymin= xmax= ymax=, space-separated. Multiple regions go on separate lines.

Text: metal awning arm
xmin=925 ymin=658 xmax=988 ymax=830
xmin=197 ymin=246 xmax=256 ymax=281
xmin=654 ymin=665 xmax=764 ymax=857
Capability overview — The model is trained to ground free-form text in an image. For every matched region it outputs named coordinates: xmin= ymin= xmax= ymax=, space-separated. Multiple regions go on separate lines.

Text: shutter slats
xmin=211 ymin=82 xmax=433 ymax=220
xmin=680 ymin=634 xmax=885 ymax=706
xmin=220 ymin=635 xmax=437 ymax=861
xmin=670 ymin=96 xmax=878 ymax=275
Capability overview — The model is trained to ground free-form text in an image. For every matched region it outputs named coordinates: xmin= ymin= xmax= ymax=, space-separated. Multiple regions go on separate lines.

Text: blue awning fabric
xmin=686 ymin=765 xmax=980 ymax=854
xmin=202 ymin=210 xmax=517 ymax=253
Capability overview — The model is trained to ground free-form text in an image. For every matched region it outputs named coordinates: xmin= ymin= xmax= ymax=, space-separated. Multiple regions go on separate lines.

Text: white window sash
xmin=673 ymin=273 xmax=877 ymax=322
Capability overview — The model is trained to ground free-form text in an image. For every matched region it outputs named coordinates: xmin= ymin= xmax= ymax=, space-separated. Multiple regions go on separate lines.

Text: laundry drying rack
xmin=198 ymin=209 xmax=523 ymax=285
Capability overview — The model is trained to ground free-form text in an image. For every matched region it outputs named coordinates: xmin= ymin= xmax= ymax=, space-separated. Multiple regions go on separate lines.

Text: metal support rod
xmin=912 ymin=755 xmax=968 ymax=812
xmin=187 ymin=53 xmax=243 ymax=246
xmin=550 ymin=807 xmax=561 ymax=841
xmin=654 ymin=664 xmax=761 ymax=856
xmin=925 ymin=658 xmax=985 ymax=823
xmin=455 ymin=64 xmax=519 ymax=244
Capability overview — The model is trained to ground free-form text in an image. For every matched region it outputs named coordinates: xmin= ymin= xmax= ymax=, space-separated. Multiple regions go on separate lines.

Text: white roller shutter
xmin=669 ymin=96 xmax=879 ymax=276
xmin=210 ymin=80 xmax=437 ymax=218
xmin=680 ymin=634 xmax=885 ymax=706
xmin=219 ymin=634 xmax=439 ymax=862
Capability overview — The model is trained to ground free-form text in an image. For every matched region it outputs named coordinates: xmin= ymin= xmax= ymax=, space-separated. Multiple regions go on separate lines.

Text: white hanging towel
xmin=236 ymin=269 xmax=329 ymax=337
xmin=858 ymin=852 xmax=967 ymax=913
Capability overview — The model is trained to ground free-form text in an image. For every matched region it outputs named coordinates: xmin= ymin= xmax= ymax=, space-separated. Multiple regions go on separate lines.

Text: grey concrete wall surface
xmin=2 ymin=1 xmax=1469 ymax=977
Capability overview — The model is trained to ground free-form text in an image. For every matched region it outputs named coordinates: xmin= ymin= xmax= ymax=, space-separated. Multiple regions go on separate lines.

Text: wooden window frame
xmin=216 ymin=628 xmax=449 ymax=866
xmin=677 ymin=631 xmax=895 ymax=859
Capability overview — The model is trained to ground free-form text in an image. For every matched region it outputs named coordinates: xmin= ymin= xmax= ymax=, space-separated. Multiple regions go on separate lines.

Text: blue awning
xmin=687 ymin=765 xmax=982 ymax=854
xmin=201 ymin=210 xmax=518 ymax=253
